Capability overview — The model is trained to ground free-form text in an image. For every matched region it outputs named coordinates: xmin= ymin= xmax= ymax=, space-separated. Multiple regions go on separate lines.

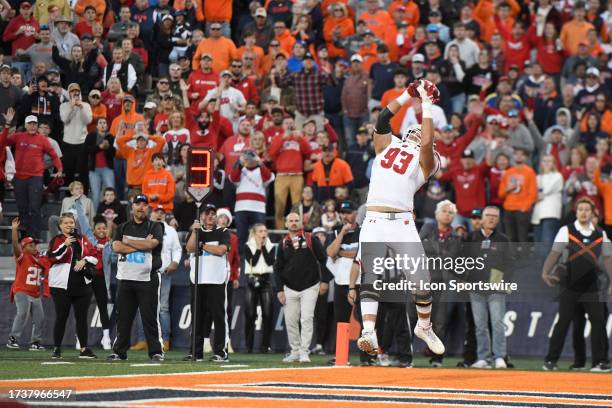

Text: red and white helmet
xmin=402 ymin=124 xmax=422 ymax=147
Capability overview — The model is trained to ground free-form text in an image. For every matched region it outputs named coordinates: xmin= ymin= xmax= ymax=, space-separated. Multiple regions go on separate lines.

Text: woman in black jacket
xmin=85 ymin=117 xmax=115 ymax=207
xmin=52 ymin=44 xmax=99 ymax=96
xmin=243 ymin=224 xmax=276 ymax=353
xmin=152 ymin=15 xmax=175 ymax=77
xmin=47 ymin=213 xmax=98 ymax=359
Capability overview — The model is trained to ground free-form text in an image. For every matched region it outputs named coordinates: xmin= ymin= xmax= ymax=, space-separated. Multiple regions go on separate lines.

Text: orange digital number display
xmin=187 ymin=149 xmax=212 ymax=188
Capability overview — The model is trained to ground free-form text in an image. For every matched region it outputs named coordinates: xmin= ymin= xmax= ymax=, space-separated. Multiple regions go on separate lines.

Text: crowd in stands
xmin=1 ymin=0 xmax=611 ymax=367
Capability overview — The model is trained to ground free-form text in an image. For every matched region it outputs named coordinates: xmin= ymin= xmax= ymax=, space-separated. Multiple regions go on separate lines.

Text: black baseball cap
xmin=471 ymin=208 xmax=482 ymax=219
xmin=339 ymin=201 xmax=356 ymax=213
xmin=133 ymin=194 xmax=148 ymax=204
xmin=304 ymin=52 xmax=314 ymax=60
xmin=203 ymin=203 xmax=217 ymax=213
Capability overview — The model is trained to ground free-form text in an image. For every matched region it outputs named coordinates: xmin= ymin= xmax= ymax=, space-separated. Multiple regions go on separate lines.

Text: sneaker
xmin=456 ymin=361 xmax=471 ymax=368
xmin=203 ymin=338 xmax=212 ymax=353
xmin=29 ymin=342 xmax=45 ymax=351
xmin=494 ymin=357 xmax=507 ymax=369
xmin=282 ymin=352 xmax=300 ymax=363
xmin=52 ymin=347 xmax=61 ymax=359
xmin=430 ymin=358 xmax=443 ymax=368
xmin=298 ymin=352 xmax=310 ymax=363
xmin=357 ymin=330 xmax=379 ymax=356
xmin=107 ymin=353 xmax=127 ymax=361
xmin=79 ymin=347 xmax=97 ymax=359
xmin=377 ymin=353 xmax=391 ymax=367
xmin=101 ymin=335 xmax=112 ymax=351
xmin=590 ymin=363 xmax=611 ymax=372
xmin=360 ymin=356 xmax=376 ymax=366
xmin=129 ymin=341 xmax=147 ymax=351
xmin=183 ymin=354 xmax=204 ymax=362
xmin=162 ymin=340 xmax=170 ymax=353
xmin=414 ymin=323 xmax=445 ymax=355
xmin=398 ymin=360 xmax=413 ymax=368
xmin=311 ymin=344 xmax=325 ymax=355
xmin=471 ymin=360 xmax=492 ymax=368
xmin=150 ymin=354 xmax=164 ymax=362
xmin=260 ymin=347 xmax=272 ymax=354
xmin=569 ymin=363 xmax=586 ymax=371
xmin=209 ymin=353 xmax=229 ymax=363
xmin=6 ymin=336 xmax=19 ymax=349
xmin=542 ymin=361 xmax=558 ymax=371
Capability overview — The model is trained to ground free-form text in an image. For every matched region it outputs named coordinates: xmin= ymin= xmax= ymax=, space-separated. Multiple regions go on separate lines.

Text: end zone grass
xmin=0 ymin=348 xmax=573 ymax=380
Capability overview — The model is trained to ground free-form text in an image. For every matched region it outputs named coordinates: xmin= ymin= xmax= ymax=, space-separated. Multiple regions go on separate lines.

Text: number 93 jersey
xmin=366 ymin=137 xmax=440 ymax=212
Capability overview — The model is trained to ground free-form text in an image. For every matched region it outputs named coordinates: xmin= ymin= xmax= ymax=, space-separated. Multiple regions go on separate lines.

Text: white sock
xmin=363 ymin=320 xmax=375 ymax=332
xmin=416 ymin=303 xmax=432 ymax=328
xmin=361 ymin=301 xmax=378 ymax=333
xmin=102 ymin=329 xmax=110 ymax=338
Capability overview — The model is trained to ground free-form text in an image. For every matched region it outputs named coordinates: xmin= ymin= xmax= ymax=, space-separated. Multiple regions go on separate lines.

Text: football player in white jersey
xmin=356 ymin=79 xmax=445 ymax=358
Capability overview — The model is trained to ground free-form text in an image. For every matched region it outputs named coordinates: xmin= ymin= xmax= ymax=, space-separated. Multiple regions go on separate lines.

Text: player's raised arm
xmin=373 ymin=87 xmax=412 ymax=155
xmin=416 ymin=80 xmax=439 ymax=178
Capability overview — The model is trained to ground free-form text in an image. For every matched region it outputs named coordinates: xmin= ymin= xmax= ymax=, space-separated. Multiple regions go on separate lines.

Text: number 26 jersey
xmin=366 ymin=137 xmax=440 ymax=212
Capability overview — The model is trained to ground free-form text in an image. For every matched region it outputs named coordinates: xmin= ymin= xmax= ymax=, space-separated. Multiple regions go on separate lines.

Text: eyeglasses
xmin=162 ymin=96 xmax=174 ymax=101
xmin=158 ymin=81 xmax=169 ymax=85
xmin=232 ymin=64 xmax=242 ymax=68
xmin=244 ymin=57 xmax=253 ymax=60
xmin=90 ymin=95 xmax=100 ymax=99
xmin=210 ymin=26 xmax=221 ymax=31
xmin=334 ymin=8 xmax=342 ymax=12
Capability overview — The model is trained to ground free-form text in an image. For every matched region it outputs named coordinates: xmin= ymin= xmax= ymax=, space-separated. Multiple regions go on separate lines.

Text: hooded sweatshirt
xmin=116 ymin=133 xmax=165 ymax=186
xmin=141 ymin=166 xmax=176 ymax=212
xmin=60 ymin=101 xmax=93 ymax=145
xmin=110 ymin=102 xmax=144 ymax=159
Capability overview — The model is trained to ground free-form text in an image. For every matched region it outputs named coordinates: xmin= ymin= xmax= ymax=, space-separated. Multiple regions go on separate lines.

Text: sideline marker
xmin=335 ymin=322 xmax=350 ymax=366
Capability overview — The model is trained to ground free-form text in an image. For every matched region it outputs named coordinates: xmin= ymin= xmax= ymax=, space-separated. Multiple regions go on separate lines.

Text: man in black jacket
xmin=420 ymin=199 xmax=463 ymax=367
xmin=109 ymin=194 xmax=164 ymax=362
xmin=275 ymin=212 xmax=333 ymax=363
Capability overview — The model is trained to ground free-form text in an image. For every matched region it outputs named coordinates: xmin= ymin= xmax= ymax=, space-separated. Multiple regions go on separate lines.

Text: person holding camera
xmin=244 ymin=223 xmax=275 ymax=353
xmin=275 ymin=212 xmax=333 ymax=363
xmin=229 ymin=147 xmax=275 ymax=247
xmin=47 ymin=212 xmax=99 ymax=359
xmin=542 ymin=197 xmax=612 ymax=372
xmin=60 ymin=82 xmax=93 ymax=190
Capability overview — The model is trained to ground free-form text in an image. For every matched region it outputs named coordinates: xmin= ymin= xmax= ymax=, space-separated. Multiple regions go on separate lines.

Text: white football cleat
xmin=298 ymin=352 xmax=311 ymax=363
xmin=357 ymin=330 xmax=379 ymax=356
xmin=414 ymin=323 xmax=445 ymax=355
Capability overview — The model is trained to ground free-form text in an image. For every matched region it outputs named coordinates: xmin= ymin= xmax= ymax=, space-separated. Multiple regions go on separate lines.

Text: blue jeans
xmin=136 ymin=272 xmax=172 ymax=341
xmin=451 ymin=93 xmax=466 ymax=114
xmin=469 ymin=292 xmax=506 ymax=361
xmin=14 ymin=176 xmax=43 ymax=238
xmin=235 ymin=211 xmax=266 ymax=248
xmin=89 ymin=168 xmax=115 ymax=208
xmin=343 ymin=114 xmax=369 ymax=149
xmin=113 ymin=159 xmax=126 ymax=200
xmin=533 ymin=218 xmax=560 ymax=243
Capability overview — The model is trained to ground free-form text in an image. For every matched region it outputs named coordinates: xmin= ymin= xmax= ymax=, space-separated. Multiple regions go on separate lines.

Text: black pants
xmin=92 ymin=275 xmax=110 ymax=330
xmin=191 ymin=283 xmax=227 ymax=357
xmin=51 ymin=288 xmax=91 ymax=348
xmin=503 ymin=210 xmax=531 ymax=243
xmin=545 ymin=290 xmax=607 ymax=366
xmin=571 ymin=302 xmax=609 ymax=366
xmin=463 ymin=302 xmax=477 ymax=365
xmin=113 ymin=273 xmax=162 ymax=357
xmin=313 ymin=291 xmax=333 ymax=347
xmin=244 ymin=274 xmax=274 ymax=352
xmin=380 ymin=301 xmax=413 ymax=363
xmin=333 ymin=283 xmax=353 ymax=323
xmin=61 ymin=142 xmax=89 ymax=193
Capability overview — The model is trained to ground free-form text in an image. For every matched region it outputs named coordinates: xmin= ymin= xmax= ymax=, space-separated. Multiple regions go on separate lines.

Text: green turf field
xmin=0 ymin=348 xmax=575 ymax=380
